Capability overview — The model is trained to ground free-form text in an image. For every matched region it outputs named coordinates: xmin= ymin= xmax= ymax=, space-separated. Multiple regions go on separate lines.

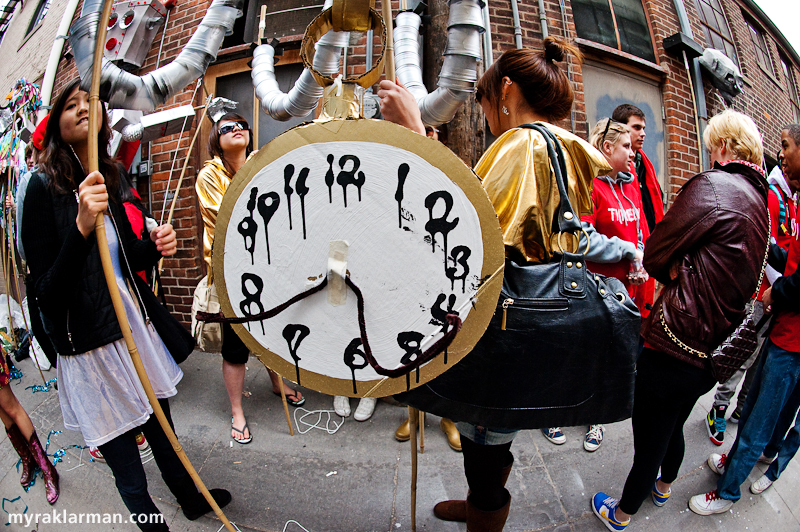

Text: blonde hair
xmin=589 ymin=118 xmax=630 ymax=153
xmin=703 ymin=109 xmax=764 ymax=166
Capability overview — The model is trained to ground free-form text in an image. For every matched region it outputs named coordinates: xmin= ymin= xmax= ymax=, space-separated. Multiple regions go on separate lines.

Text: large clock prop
xmin=212 ymin=119 xmax=504 ymax=398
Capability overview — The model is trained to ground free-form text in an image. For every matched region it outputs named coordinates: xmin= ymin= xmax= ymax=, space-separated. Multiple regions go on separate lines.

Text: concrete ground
xmin=0 ymin=349 xmax=798 ymax=532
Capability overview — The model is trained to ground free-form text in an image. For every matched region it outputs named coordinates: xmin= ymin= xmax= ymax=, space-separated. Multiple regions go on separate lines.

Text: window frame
xmin=25 ymin=0 xmax=51 ymax=36
xmin=781 ymin=55 xmax=800 ymax=123
xmin=746 ymin=19 xmax=776 ymax=77
xmin=693 ymin=0 xmax=738 ymax=67
xmin=570 ymin=0 xmax=659 ymax=65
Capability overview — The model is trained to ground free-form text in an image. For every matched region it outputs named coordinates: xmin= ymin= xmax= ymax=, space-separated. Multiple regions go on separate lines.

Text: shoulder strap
xmin=518 ymin=124 xmax=581 ymax=234
xmin=769 ymin=183 xmax=787 ymax=228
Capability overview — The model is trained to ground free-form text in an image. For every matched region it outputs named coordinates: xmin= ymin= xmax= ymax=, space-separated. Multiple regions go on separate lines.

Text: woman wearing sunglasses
xmin=196 ymin=113 xmax=305 ymax=445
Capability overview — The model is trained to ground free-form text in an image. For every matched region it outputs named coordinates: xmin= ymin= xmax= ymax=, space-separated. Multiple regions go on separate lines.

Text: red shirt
xmin=757 ymin=185 xmax=797 ymax=300
xmin=769 ymin=196 xmax=800 ymax=352
xmin=581 ymin=175 xmax=649 ymax=294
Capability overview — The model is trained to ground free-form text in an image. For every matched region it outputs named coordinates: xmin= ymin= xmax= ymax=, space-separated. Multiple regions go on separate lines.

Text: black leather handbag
xmin=395 ymin=124 xmax=640 ymax=430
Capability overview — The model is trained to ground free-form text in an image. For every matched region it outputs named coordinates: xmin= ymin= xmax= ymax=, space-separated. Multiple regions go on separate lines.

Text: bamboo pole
xmin=409 ymin=406 xmax=418 ymax=532
xmin=278 ymin=381 xmax=294 ymax=436
xmin=87 ymin=2 xmax=236 ymax=530
xmin=418 ymin=410 xmax=424 ymax=454
xmin=382 ymin=0 xmax=395 ymax=82
xmin=1 ymin=171 xmax=17 ymax=349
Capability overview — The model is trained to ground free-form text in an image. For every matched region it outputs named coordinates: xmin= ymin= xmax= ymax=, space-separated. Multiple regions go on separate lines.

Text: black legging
xmin=462 ymin=435 xmax=513 ymax=511
xmin=618 ymin=347 xmax=716 ymax=515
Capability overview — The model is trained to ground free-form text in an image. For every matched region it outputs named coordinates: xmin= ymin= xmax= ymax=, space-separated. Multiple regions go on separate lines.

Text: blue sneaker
xmin=651 ymin=479 xmax=670 ymax=506
xmin=592 ymin=492 xmax=629 ymax=531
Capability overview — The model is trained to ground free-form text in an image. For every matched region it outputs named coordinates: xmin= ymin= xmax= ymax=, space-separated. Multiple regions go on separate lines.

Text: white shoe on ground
xmin=333 ymin=396 xmax=351 ymax=417
xmin=750 ymin=474 xmax=773 ymax=494
xmin=707 ymin=453 xmax=727 ymax=475
xmin=354 ymin=397 xmax=377 ymax=421
xmin=688 ymin=490 xmax=733 ymax=515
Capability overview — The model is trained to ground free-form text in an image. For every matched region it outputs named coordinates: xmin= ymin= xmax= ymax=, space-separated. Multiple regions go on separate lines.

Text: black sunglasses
xmin=601 ymin=118 xmax=621 ymax=144
xmin=218 ymin=121 xmax=249 ymax=135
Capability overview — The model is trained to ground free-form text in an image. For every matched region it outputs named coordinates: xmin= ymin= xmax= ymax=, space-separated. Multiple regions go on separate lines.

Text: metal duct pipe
xmin=510 ymin=0 xmax=522 ymax=48
xmin=70 ymin=0 xmax=243 ymax=110
xmin=482 ymin=1 xmax=493 ymax=68
xmin=251 ymin=0 xmax=348 ymax=120
xmin=537 ymin=0 xmax=548 ymax=39
xmin=394 ymin=0 xmax=485 ymax=126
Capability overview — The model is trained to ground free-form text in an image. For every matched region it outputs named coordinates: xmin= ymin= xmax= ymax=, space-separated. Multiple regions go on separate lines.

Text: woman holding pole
xmin=22 ymin=78 xmax=231 ymax=531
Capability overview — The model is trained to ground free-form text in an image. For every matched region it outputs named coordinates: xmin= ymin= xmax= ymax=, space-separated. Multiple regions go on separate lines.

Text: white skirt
xmin=57 ymin=216 xmax=183 ymax=448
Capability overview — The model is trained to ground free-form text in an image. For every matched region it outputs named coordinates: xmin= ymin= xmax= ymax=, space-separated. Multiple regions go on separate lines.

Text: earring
xmin=502 ymin=105 xmax=509 ymax=115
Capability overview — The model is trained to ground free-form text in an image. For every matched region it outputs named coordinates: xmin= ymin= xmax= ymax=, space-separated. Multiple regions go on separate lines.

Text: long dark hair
xmin=476 ymin=37 xmax=582 ymax=123
xmin=207 ymin=112 xmax=253 ymax=176
xmin=38 ymin=78 xmax=119 ymax=196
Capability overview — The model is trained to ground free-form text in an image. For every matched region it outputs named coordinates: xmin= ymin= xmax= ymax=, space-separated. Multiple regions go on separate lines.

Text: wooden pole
xmin=418 ymin=410 xmax=425 ymax=454
xmin=87 ymin=2 xmax=236 ymax=530
xmin=153 ymin=93 xmax=211 ymax=297
xmin=278 ymin=378 xmax=295 ymax=436
xmin=1 ymin=172 xmax=16 ymax=349
xmin=382 ymin=0 xmax=395 ymax=82
xmin=409 ymin=406 xmax=418 ymax=532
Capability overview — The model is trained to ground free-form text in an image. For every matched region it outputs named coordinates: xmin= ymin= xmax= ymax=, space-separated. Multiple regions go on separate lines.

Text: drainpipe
xmin=510 ymin=0 xmax=522 ymax=48
xmin=39 ymin=0 xmax=81 ymax=120
xmin=537 ymin=0 xmax=548 ymax=39
xmin=482 ymin=1 xmax=493 ymax=68
xmin=672 ymin=0 xmax=707 ymax=170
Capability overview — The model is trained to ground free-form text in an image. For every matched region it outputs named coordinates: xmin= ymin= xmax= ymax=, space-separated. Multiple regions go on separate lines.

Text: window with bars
xmin=781 ymin=56 xmax=800 ymax=122
xmin=25 ymin=0 xmax=50 ymax=36
xmin=571 ymin=0 xmax=656 ymax=63
xmin=747 ymin=20 xmax=775 ymax=76
xmin=693 ymin=0 xmax=738 ymax=66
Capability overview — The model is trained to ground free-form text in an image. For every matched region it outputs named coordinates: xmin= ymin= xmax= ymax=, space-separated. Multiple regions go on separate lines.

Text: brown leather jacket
xmin=641 ymin=161 xmax=769 ymax=368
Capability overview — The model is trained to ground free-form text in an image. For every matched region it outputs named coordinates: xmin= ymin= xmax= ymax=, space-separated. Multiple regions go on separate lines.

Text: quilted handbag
xmin=395 ymin=124 xmax=640 ymax=430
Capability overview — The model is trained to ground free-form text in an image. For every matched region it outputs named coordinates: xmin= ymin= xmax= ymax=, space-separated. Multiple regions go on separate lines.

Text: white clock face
xmin=214 ymin=120 xmax=503 ymax=397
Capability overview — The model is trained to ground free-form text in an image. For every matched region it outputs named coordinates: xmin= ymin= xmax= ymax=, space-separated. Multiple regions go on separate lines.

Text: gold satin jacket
xmin=475 ymin=123 xmax=611 ymax=264
xmin=196 ymin=157 xmax=231 ymax=284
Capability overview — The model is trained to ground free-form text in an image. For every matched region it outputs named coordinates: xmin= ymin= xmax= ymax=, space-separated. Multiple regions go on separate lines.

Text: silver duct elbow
xmin=252 ymin=0 xmax=348 ymax=121
xmin=70 ymin=0 xmax=243 ymax=110
xmin=394 ymin=0 xmax=485 ymax=126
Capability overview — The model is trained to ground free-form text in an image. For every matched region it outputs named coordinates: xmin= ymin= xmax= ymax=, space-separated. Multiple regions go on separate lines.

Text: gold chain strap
xmin=660 ymin=210 xmax=771 ymax=360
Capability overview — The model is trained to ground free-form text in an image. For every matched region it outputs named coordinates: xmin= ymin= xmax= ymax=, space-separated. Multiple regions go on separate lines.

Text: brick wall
xmin=46 ymin=0 xmax=799 ymax=326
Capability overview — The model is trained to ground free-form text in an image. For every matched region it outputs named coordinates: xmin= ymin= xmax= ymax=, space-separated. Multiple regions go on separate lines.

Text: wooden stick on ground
xmin=87 ymin=2 xmax=236 ymax=530
xmin=409 ymin=406 xmax=419 ymax=532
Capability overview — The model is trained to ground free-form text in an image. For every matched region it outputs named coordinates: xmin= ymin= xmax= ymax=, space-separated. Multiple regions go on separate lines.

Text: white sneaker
xmin=707 ymin=453 xmax=727 ymax=475
xmin=353 ymin=397 xmax=377 ymax=421
xmin=333 ymin=396 xmax=351 ymax=417
xmin=750 ymin=474 xmax=773 ymax=494
xmin=541 ymin=427 xmax=567 ymax=445
xmin=689 ymin=490 xmax=733 ymax=515
xmin=584 ymin=425 xmax=604 ymax=452
xmin=758 ymin=452 xmax=776 ymax=464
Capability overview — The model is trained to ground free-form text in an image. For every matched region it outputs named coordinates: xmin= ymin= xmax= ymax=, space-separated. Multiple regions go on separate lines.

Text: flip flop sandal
xmin=273 ymin=390 xmax=306 ymax=407
xmin=231 ymin=418 xmax=252 ymax=444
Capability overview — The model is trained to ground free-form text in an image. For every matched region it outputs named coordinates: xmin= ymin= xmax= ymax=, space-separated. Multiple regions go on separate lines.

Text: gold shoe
xmin=441 ymin=418 xmax=462 ymax=452
xmin=395 ymin=417 xmax=411 ymax=442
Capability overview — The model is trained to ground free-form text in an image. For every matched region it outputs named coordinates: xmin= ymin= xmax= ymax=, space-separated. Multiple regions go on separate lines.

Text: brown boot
xmin=28 ymin=430 xmax=59 ymax=504
xmin=6 ymin=425 xmax=35 ymax=488
xmin=433 ymin=456 xmax=514 ymax=522
xmin=466 ymin=490 xmax=511 ymax=532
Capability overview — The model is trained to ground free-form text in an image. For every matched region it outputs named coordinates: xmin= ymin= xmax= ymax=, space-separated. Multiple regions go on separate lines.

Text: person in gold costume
xmin=379 ymin=38 xmax=609 ymax=530
xmin=196 ymin=113 xmax=304 ymax=445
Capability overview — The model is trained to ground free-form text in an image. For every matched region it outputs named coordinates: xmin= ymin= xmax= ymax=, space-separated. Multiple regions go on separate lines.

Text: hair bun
xmin=543 ymin=37 xmax=566 ymax=62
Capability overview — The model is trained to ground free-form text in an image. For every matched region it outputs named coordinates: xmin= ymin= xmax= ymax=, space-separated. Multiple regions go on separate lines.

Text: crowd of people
xmin=3 ymin=35 xmax=799 ymax=532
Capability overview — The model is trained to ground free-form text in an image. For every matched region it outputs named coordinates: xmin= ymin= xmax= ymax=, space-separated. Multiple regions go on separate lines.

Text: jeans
xmin=98 ymin=399 xmax=191 ymax=529
xmin=618 ymin=348 xmax=716 ymax=515
xmin=764 ymin=379 xmax=800 ymax=481
xmin=717 ymin=340 xmax=800 ymax=501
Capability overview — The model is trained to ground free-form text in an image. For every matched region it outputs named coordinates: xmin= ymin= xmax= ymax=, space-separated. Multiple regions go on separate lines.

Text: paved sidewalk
xmin=1 ymin=350 xmax=798 ymax=531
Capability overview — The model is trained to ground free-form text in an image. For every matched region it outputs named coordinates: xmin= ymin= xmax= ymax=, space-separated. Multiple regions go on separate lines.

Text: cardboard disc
xmin=213 ymin=119 xmax=504 ymax=398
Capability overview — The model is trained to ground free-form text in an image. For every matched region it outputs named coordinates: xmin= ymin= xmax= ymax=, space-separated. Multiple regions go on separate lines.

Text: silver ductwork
xmin=70 ymin=0 xmax=243 ymax=110
xmin=251 ymin=0 xmax=348 ymax=120
xmin=394 ymin=0 xmax=485 ymax=126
